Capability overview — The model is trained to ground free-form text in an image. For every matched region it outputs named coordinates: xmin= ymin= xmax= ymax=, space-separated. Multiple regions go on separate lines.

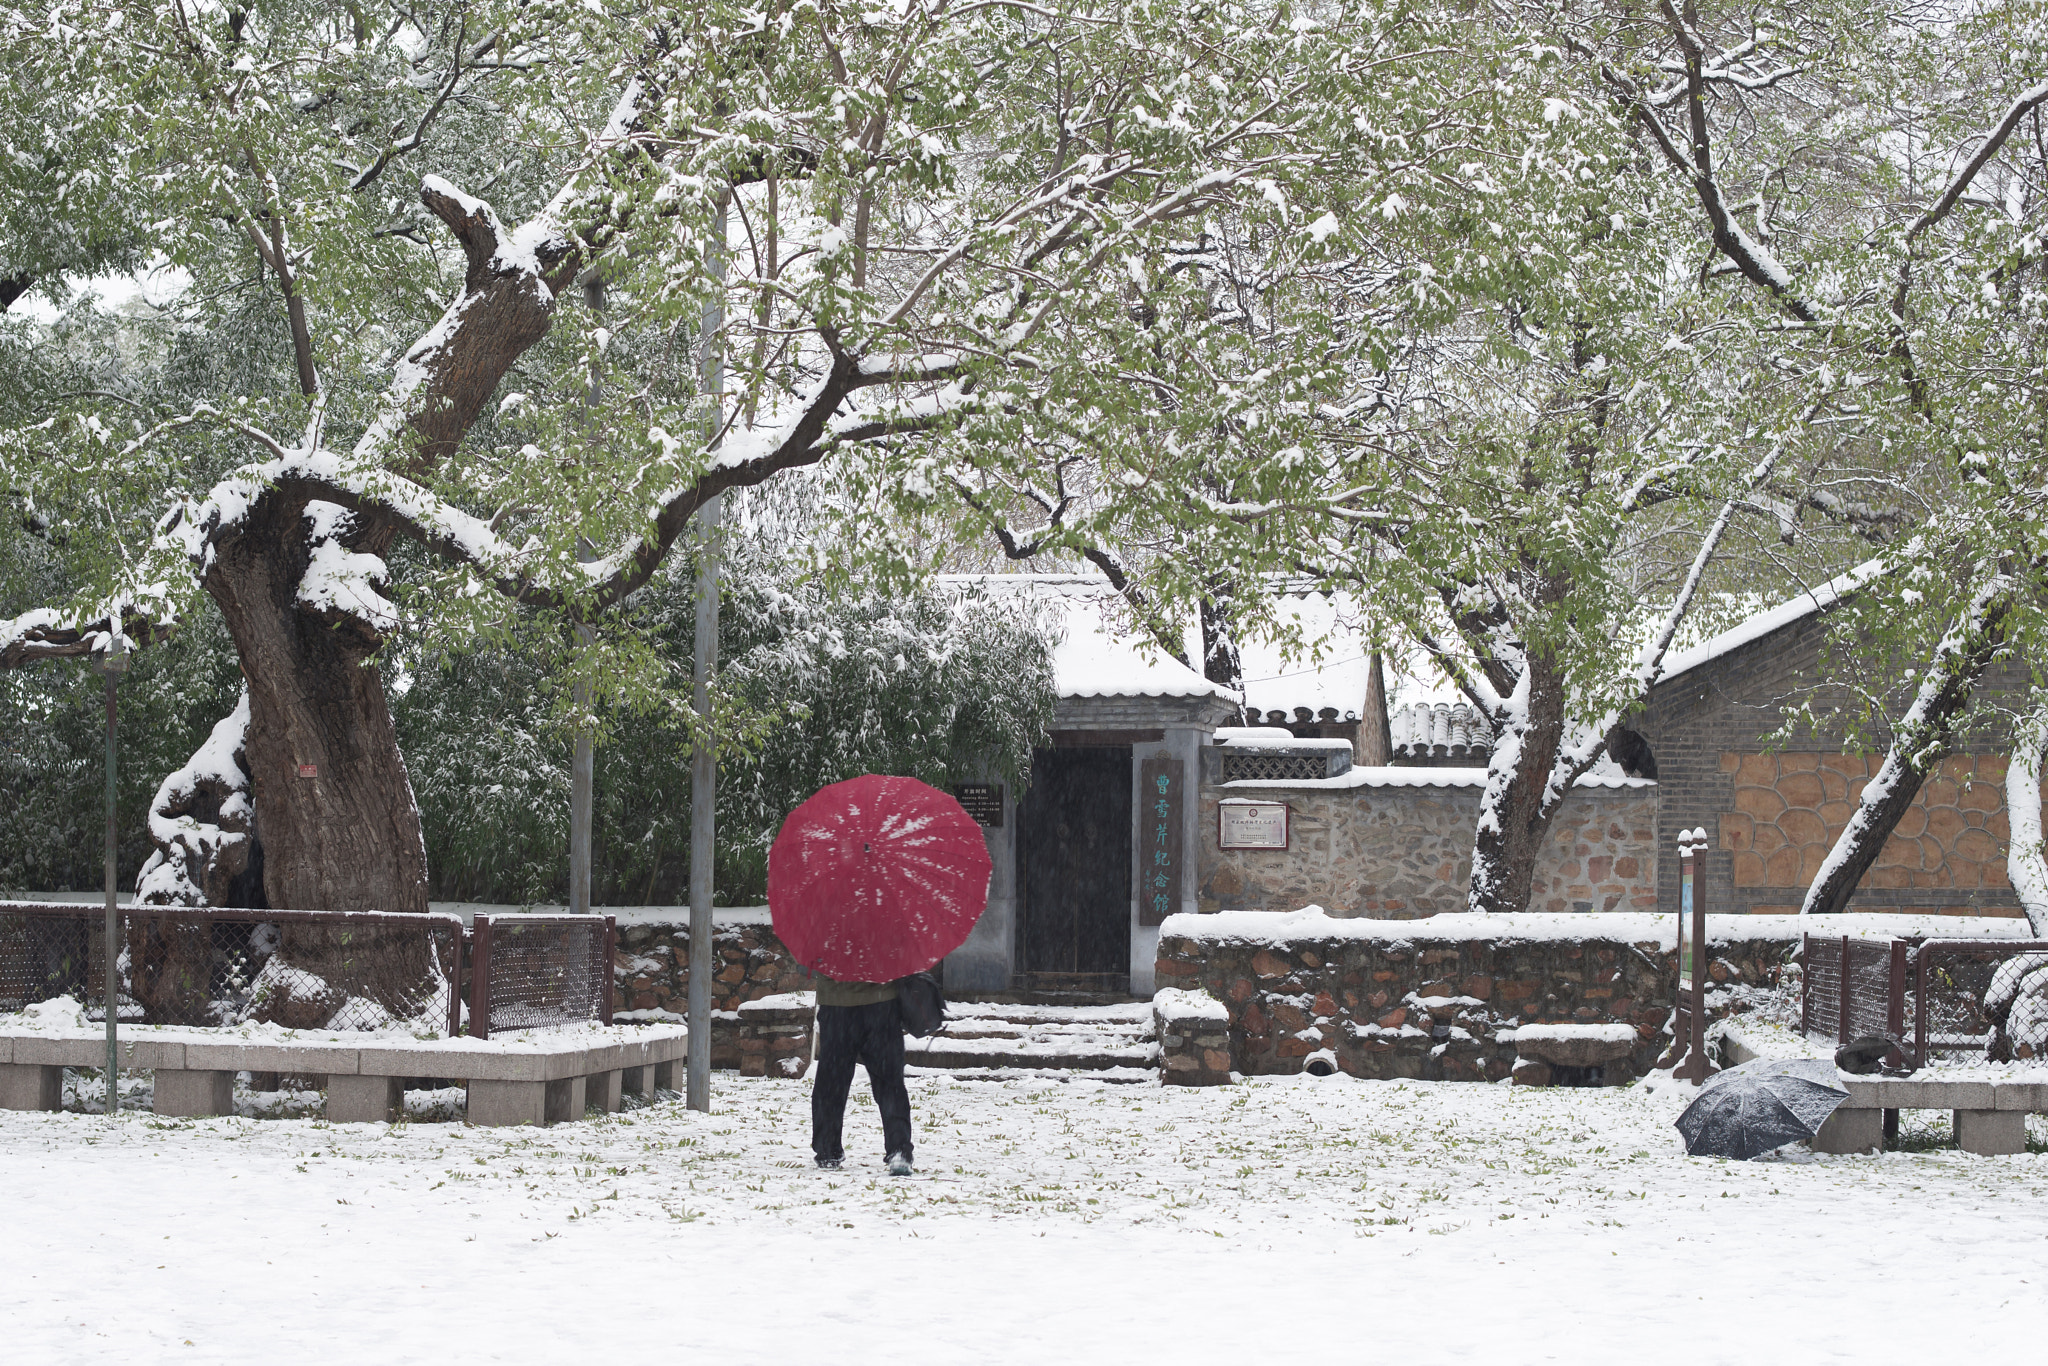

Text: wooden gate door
xmin=1017 ymin=746 xmax=1132 ymax=985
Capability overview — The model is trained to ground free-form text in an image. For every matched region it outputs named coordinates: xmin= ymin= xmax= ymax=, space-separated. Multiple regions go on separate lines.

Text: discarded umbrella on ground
xmin=1674 ymin=1057 xmax=1848 ymax=1161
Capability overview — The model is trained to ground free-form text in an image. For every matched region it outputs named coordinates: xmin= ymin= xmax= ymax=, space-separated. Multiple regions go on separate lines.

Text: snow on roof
xmin=936 ymin=574 xmax=1235 ymax=702
xmin=1657 ymin=559 xmax=1883 ymax=684
xmin=1215 ymin=765 xmax=1654 ymax=791
xmin=1237 ymin=591 xmax=1370 ymax=722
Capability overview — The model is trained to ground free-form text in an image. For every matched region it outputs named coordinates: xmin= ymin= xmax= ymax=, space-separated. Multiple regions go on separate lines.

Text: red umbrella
xmin=768 ymin=774 xmax=993 ymax=982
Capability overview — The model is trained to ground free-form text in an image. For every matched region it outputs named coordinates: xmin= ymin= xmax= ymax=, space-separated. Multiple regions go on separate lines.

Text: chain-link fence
xmin=1800 ymin=935 xmax=1907 ymax=1058
xmin=1912 ymin=939 xmax=2048 ymax=1065
xmin=1802 ymin=932 xmax=2048 ymax=1066
xmin=0 ymin=901 xmax=461 ymax=1035
xmin=468 ymin=914 xmax=614 ymax=1039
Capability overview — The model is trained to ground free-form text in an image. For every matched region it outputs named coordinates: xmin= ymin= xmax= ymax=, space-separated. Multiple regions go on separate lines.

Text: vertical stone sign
xmin=1139 ymin=756 xmax=1184 ymax=927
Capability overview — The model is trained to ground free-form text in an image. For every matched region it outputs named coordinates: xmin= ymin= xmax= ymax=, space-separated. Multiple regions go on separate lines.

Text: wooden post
xmin=1689 ymin=845 xmax=1709 ymax=1083
xmin=1674 ymin=827 xmax=1715 ymax=1082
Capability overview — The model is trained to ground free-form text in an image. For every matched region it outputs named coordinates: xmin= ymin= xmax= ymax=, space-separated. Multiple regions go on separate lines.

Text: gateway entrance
xmin=1015 ymin=745 xmax=1131 ymax=990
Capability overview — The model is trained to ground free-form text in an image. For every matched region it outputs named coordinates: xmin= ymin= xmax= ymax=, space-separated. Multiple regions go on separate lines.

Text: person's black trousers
xmin=811 ymin=999 xmax=913 ymax=1162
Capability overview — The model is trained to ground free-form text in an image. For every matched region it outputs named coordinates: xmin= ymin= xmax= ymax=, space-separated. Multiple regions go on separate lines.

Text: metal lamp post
xmin=687 ymin=196 xmax=729 ymax=1114
xmin=94 ymin=633 xmax=129 ymax=1115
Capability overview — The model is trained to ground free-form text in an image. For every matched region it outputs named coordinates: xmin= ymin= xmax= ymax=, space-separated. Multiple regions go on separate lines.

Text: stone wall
xmin=1638 ymin=608 xmax=2035 ymax=917
xmin=1153 ymin=910 xmax=1794 ymax=1082
xmin=1722 ymin=752 xmax=2036 ymax=912
xmin=612 ymin=916 xmax=809 ymax=1068
xmin=737 ymin=994 xmax=814 ymax=1078
xmin=1197 ymin=776 xmax=1658 ymax=919
xmin=1155 ymin=988 xmax=1234 ymax=1085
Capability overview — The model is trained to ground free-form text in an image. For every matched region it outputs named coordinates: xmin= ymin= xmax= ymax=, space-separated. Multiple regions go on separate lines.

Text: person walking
xmin=811 ymin=973 xmax=914 ymax=1175
xmin=768 ymin=773 xmax=993 ymax=1178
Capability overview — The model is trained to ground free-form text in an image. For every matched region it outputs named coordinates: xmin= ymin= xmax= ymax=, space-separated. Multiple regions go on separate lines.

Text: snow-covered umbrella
xmin=1674 ymin=1058 xmax=1849 ymax=1160
xmin=767 ymin=775 xmax=993 ymax=982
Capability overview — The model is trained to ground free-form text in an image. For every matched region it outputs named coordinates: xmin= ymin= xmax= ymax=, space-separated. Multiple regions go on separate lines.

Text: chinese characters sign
xmin=1137 ymin=756 xmax=1184 ymax=927
xmin=1218 ymin=800 xmax=1288 ymax=850
xmin=951 ymin=783 xmax=1004 ymax=827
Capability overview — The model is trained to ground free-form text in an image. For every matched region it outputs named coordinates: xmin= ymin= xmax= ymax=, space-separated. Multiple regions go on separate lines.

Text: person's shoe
xmin=815 ymin=1156 xmax=842 ymax=1170
xmin=886 ymin=1152 xmax=914 ymax=1177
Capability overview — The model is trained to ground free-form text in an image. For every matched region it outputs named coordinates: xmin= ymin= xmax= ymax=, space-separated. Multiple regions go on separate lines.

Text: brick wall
xmin=1196 ymin=778 xmax=1658 ymax=918
xmin=1639 ymin=610 xmax=2033 ymax=917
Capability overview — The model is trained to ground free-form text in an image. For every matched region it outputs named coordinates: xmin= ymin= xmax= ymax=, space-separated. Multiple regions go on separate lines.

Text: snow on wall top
xmin=1158 ymin=904 xmax=2034 ymax=951
xmin=1503 ymin=1022 xmax=1639 ymax=1044
xmin=429 ymin=902 xmax=776 ymax=928
xmin=1657 ymin=559 xmax=1883 ymax=684
xmin=1213 ymin=729 xmax=1355 ymax=751
xmin=936 ymin=574 xmax=1236 ymax=702
xmin=1215 ymin=765 xmax=1654 ymax=791
xmin=1153 ymin=987 xmax=1230 ymax=1023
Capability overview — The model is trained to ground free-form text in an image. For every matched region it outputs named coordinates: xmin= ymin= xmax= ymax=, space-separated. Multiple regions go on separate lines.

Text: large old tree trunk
xmin=203 ymin=489 xmax=430 ymax=913
xmin=151 ymin=180 xmax=578 ymax=913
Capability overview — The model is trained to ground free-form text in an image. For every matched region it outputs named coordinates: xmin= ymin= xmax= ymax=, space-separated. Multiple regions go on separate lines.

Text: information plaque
xmin=951 ymin=782 xmax=1004 ymax=827
xmin=1218 ymin=800 xmax=1288 ymax=850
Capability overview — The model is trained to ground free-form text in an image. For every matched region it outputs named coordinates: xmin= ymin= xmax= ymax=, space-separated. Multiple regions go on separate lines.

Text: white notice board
xmin=1218 ymin=801 xmax=1289 ymax=850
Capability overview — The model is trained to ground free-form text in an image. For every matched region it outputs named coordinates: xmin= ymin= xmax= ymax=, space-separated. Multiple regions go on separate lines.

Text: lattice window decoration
xmin=1221 ymin=752 xmax=1330 ymax=783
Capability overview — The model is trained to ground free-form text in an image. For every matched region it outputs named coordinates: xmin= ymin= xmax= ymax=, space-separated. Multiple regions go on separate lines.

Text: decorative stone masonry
xmin=1198 ymin=776 xmax=1658 ymax=919
xmin=1721 ymin=752 xmax=2037 ymax=910
xmin=737 ymin=992 xmax=815 ymax=1078
xmin=1155 ymin=908 xmax=1796 ymax=1084
xmin=612 ymin=915 xmax=810 ymax=1068
xmin=1154 ymin=988 xmax=1233 ymax=1086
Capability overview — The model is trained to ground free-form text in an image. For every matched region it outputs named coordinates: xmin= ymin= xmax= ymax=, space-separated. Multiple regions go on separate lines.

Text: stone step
xmin=904 ymin=1035 xmax=1159 ymax=1072
xmin=935 ymin=1021 xmax=1154 ymax=1043
xmin=906 ymin=1063 xmax=1157 ymax=1085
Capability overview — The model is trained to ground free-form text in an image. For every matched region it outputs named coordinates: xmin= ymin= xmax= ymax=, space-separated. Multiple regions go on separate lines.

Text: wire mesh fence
xmin=1912 ymin=939 xmax=2048 ymax=1065
xmin=468 ymin=914 xmax=615 ymax=1039
xmin=1803 ymin=932 xmax=2048 ymax=1066
xmin=1799 ymin=934 xmax=1841 ymax=1042
xmin=0 ymin=902 xmax=462 ymax=1035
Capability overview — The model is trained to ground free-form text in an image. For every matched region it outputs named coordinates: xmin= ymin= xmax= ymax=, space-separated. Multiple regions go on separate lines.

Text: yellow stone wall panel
xmin=1778 ymin=808 xmax=1827 ymax=848
xmin=1735 ymin=786 xmax=1786 ymax=820
xmin=1776 ymin=771 xmax=1826 ymax=808
xmin=1734 ymin=753 xmax=1778 ymax=787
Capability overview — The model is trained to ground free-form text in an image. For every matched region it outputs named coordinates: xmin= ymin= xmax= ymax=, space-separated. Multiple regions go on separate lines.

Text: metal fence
xmin=0 ymin=901 xmax=462 ymax=1035
xmin=1802 ymin=932 xmax=2048 ymax=1066
xmin=468 ymin=914 xmax=614 ymax=1039
xmin=1911 ymin=939 xmax=2048 ymax=1066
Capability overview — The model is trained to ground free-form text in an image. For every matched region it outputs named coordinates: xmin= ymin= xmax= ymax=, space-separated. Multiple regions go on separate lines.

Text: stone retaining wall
xmin=738 ymin=994 xmax=814 ymax=1078
xmin=1154 ymin=910 xmax=1793 ymax=1083
xmin=1154 ymin=988 xmax=1233 ymax=1085
xmin=612 ymin=918 xmax=809 ymax=1069
xmin=1197 ymin=778 xmax=1658 ymax=919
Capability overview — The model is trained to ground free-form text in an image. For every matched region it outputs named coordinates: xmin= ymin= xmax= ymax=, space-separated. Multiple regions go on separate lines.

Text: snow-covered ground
xmin=4 ymin=1072 xmax=2044 ymax=1362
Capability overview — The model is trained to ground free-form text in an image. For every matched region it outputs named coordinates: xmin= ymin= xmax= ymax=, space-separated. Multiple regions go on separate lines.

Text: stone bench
xmin=0 ymin=1027 xmax=688 ymax=1127
xmin=1813 ymin=1076 xmax=2047 ymax=1156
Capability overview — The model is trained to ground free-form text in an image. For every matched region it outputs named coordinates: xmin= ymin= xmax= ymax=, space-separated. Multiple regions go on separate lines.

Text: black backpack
xmin=895 ymin=971 xmax=947 ymax=1037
